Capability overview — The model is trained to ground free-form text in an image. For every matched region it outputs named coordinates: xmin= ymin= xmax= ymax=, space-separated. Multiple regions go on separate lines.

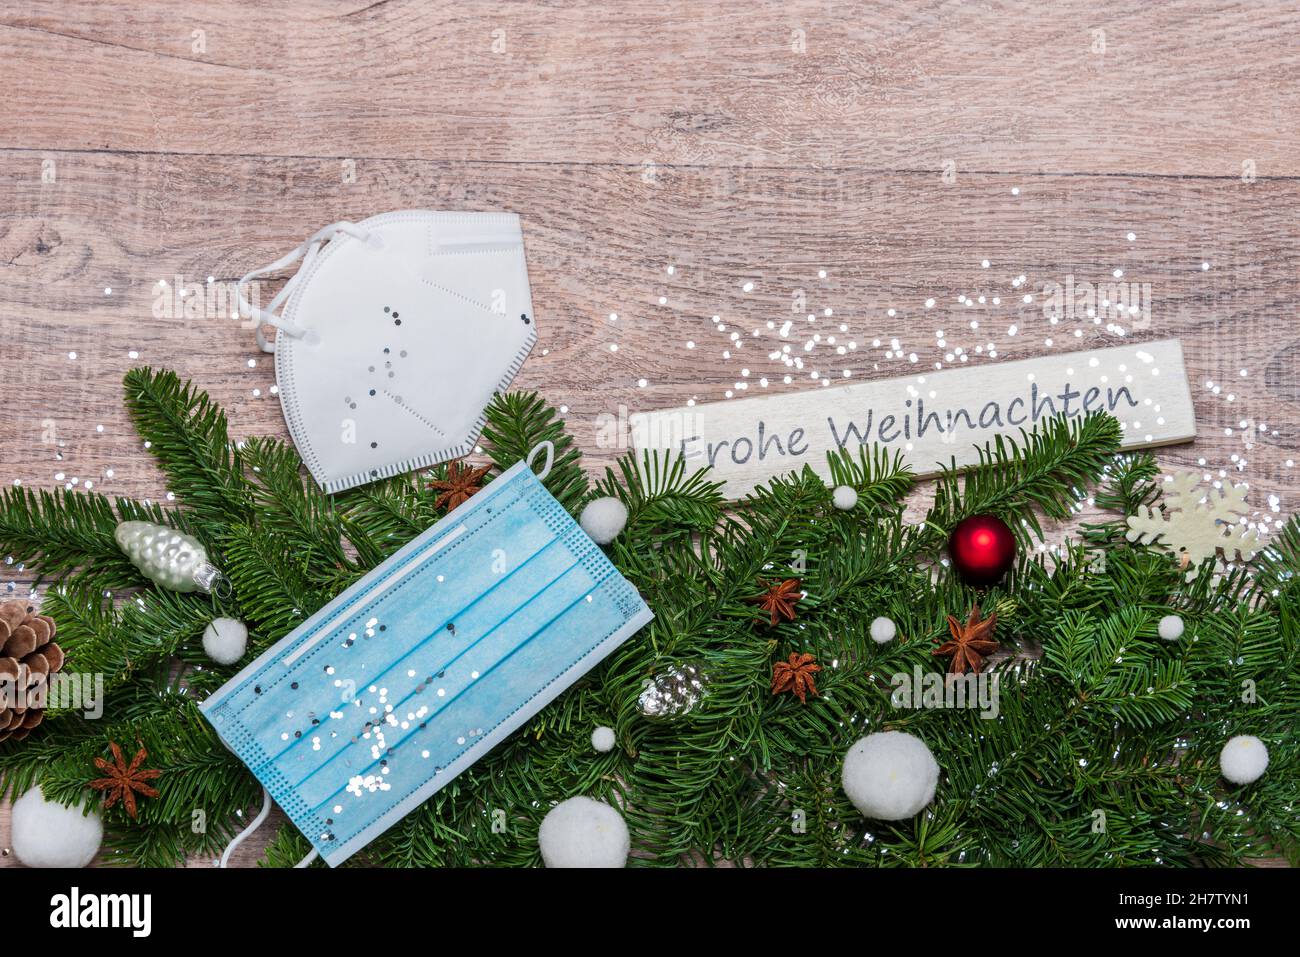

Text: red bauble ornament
xmin=948 ymin=515 xmax=1016 ymax=587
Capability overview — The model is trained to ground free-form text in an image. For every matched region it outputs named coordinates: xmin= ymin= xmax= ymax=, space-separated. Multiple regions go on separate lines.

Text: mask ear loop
xmin=218 ymin=786 xmax=272 ymax=867
xmin=525 ymin=440 xmax=554 ymax=481
xmin=217 ymin=786 xmax=322 ymax=868
xmin=237 ymin=221 xmax=373 ymax=354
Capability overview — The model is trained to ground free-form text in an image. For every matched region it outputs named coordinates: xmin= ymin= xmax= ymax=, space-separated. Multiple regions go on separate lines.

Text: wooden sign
xmin=630 ymin=339 xmax=1197 ymax=498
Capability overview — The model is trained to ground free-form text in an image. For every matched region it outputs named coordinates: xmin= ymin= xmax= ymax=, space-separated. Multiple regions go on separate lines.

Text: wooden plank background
xmin=1 ymin=0 xmax=1297 ymax=868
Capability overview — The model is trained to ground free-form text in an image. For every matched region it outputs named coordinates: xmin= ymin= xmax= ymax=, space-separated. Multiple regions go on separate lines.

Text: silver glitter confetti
xmin=637 ymin=661 xmax=709 ymax=718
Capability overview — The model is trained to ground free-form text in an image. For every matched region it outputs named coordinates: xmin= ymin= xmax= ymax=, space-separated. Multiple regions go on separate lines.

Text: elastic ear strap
xmin=219 ymin=787 xmax=272 ymax=868
xmin=216 ymin=787 xmax=322 ymax=868
xmin=239 ymin=221 xmax=368 ymax=354
xmin=526 ymin=440 xmax=555 ymax=480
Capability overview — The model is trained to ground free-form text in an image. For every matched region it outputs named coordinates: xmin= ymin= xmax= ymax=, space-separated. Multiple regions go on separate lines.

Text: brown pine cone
xmin=0 ymin=600 xmax=64 ymax=742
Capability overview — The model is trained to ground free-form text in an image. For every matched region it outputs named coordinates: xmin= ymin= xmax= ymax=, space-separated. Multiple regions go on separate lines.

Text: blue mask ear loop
xmin=525 ymin=440 xmax=554 ymax=481
xmin=217 ymin=787 xmax=318 ymax=868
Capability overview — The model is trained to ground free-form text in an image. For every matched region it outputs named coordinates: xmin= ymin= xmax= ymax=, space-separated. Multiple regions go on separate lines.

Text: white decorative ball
xmin=591 ymin=726 xmax=616 ymax=753
xmin=841 ymin=731 xmax=939 ymax=820
xmin=11 ymin=788 xmax=102 ymax=868
xmin=869 ymin=616 xmax=897 ymax=644
xmin=538 ymin=796 xmax=629 ymax=868
xmin=1157 ymin=614 xmax=1185 ymax=641
xmin=579 ymin=497 xmax=629 ymax=545
xmin=202 ymin=616 xmax=248 ymax=665
xmin=832 ymin=485 xmax=859 ymax=510
xmin=1219 ymin=735 xmax=1269 ymax=785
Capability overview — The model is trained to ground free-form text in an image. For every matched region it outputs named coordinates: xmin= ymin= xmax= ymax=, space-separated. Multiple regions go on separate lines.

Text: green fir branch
xmin=122 ymin=367 xmax=252 ymax=534
xmin=481 ymin=390 xmax=588 ymax=511
xmin=241 ymin=436 xmax=361 ymax=582
xmin=592 ymin=449 xmax=725 ymax=535
xmin=219 ymin=524 xmax=320 ymax=644
xmin=824 ymin=443 xmax=916 ymax=515
xmin=0 ymin=487 xmax=176 ymax=588
xmin=926 ymin=412 xmax=1122 ymax=544
xmin=1 ymin=371 xmax=1294 ymax=869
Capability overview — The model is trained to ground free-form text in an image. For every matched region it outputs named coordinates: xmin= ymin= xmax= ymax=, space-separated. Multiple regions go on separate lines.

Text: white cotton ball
xmin=832 ymin=485 xmax=859 ymax=510
xmin=870 ymin=616 xmax=897 ymax=644
xmin=11 ymin=788 xmax=102 ymax=868
xmin=203 ymin=616 xmax=248 ymax=665
xmin=538 ymin=796 xmax=629 ymax=868
xmin=1158 ymin=614 xmax=1185 ymax=641
xmin=1219 ymin=735 xmax=1269 ymax=785
xmin=591 ymin=726 xmax=616 ymax=753
xmin=579 ymin=497 xmax=629 ymax=545
xmin=841 ymin=730 xmax=939 ymax=820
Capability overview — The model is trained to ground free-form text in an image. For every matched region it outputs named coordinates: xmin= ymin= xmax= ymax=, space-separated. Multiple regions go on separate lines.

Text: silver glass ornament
xmin=114 ymin=521 xmax=225 ymax=594
xmin=637 ymin=661 xmax=709 ymax=718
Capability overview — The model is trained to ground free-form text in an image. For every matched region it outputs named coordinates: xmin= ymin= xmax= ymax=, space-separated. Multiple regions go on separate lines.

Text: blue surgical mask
xmin=202 ymin=442 xmax=651 ymax=867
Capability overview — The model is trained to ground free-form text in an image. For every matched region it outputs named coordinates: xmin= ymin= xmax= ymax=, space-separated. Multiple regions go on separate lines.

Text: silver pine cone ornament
xmin=637 ymin=661 xmax=709 ymax=718
xmin=114 ymin=521 xmax=225 ymax=594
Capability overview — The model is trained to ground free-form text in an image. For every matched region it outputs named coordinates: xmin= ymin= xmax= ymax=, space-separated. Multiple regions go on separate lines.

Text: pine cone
xmin=0 ymin=600 xmax=64 ymax=742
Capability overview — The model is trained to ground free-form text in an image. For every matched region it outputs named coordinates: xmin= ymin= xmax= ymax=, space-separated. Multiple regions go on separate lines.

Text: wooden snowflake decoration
xmin=1125 ymin=471 xmax=1264 ymax=580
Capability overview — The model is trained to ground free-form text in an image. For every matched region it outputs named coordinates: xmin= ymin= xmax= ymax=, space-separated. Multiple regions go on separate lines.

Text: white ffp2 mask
xmin=238 ymin=211 xmax=536 ymax=493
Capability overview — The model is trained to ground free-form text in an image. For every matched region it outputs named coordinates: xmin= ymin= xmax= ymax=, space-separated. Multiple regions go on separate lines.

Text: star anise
xmin=89 ymin=741 xmax=161 ymax=820
xmin=427 ymin=460 xmax=491 ymax=511
xmin=771 ymin=652 xmax=821 ymax=703
xmin=748 ymin=578 xmax=803 ymax=626
xmin=933 ymin=604 xmax=1000 ymax=675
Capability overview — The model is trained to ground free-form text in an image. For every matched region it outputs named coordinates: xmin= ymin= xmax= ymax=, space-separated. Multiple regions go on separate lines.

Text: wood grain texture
xmin=2 ymin=0 xmax=1299 ymax=176
xmin=1 ymin=0 xmax=1297 ymax=868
